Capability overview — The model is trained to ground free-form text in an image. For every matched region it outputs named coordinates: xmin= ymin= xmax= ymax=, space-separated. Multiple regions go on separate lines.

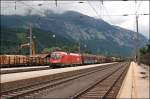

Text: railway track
xmin=71 ymin=62 xmax=129 ymax=99
xmin=1 ymin=62 xmax=129 ymax=99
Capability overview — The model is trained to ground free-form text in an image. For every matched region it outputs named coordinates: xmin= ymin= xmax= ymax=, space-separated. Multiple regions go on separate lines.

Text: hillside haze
xmin=1 ymin=11 xmax=148 ymax=56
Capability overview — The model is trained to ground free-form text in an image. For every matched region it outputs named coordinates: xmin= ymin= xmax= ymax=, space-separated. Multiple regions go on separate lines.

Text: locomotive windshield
xmin=51 ymin=53 xmax=62 ymax=59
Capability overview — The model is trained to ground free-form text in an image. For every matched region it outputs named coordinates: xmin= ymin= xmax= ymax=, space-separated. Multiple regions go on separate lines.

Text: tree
xmin=147 ymin=44 xmax=150 ymax=52
xmin=140 ymin=43 xmax=150 ymax=55
xmin=83 ymin=49 xmax=92 ymax=54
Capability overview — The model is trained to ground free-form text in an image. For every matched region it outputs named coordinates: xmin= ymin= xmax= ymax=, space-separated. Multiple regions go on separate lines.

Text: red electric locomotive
xmin=50 ymin=51 xmax=82 ymax=67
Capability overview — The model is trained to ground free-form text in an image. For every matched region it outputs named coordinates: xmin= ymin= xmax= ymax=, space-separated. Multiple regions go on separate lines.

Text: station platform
xmin=117 ymin=61 xmax=149 ymax=98
xmin=1 ymin=66 xmax=49 ymax=71
xmin=1 ymin=66 xmax=50 ymax=74
xmin=1 ymin=62 xmax=116 ymax=83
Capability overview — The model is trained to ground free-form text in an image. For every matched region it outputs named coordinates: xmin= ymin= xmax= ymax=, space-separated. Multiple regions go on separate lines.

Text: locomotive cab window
xmin=51 ymin=53 xmax=62 ymax=59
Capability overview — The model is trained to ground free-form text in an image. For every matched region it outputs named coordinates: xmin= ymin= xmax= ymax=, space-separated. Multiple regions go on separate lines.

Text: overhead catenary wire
xmin=17 ymin=1 xmax=62 ymax=22
xmin=87 ymin=0 xmax=102 ymax=19
xmin=100 ymin=2 xmax=114 ymax=24
xmin=135 ymin=0 xmax=143 ymax=14
xmin=1 ymin=1 xmax=83 ymax=6
xmin=3 ymin=2 xmax=53 ymax=51
xmin=2 ymin=1 xmax=149 ymax=17
xmin=86 ymin=1 xmax=105 ymax=28
xmin=11 ymin=1 xmax=62 ymax=52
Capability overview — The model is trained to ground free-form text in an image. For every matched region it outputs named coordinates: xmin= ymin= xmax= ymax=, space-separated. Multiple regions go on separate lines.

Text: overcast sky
xmin=1 ymin=1 xmax=149 ymax=38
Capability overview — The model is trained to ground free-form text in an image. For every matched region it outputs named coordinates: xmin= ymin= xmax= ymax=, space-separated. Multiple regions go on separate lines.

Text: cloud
xmin=138 ymin=16 xmax=149 ymax=38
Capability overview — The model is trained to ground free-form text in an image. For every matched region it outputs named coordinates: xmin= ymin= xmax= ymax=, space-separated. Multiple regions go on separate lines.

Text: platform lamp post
xmin=29 ymin=23 xmax=33 ymax=56
xmin=78 ymin=41 xmax=81 ymax=54
xmin=149 ymin=29 xmax=150 ymax=45
xmin=149 ymin=25 xmax=150 ymax=45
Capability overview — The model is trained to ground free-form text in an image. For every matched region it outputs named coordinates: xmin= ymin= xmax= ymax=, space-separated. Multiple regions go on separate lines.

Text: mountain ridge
xmin=0 ymin=11 xmax=148 ymax=56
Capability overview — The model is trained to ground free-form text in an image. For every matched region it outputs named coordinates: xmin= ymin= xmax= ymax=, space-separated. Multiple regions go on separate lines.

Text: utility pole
xmin=123 ymin=13 xmax=149 ymax=62
xmin=135 ymin=15 xmax=140 ymax=64
xmin=149 ymin=25 xmax=150 ymax=45
xmin=78 ymin=42 xmax=81 ymax=54
xmin=29 ymin=23 xmax=32 ymax=56
xmin=32 ymin=36 xmax=36 ymax=56
xmin=55 ymin=0 xmax=57 ymax=7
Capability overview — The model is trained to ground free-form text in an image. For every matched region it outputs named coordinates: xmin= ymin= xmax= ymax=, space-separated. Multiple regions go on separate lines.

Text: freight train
xmin=0 ymin=54 xmax=50 ymax=68
xmin=50 ymin=51 xmax=122 ymax=68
